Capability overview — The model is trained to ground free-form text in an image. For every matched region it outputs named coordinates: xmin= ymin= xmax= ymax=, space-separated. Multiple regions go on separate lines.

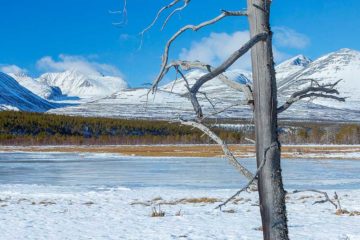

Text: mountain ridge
xmin=1 ymin=48 xmax=359 ymax=121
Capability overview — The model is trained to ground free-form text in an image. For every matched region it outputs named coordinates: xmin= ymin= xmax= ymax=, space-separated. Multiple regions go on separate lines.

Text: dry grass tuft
xmin=297 ymin=195 xmax=312 ymax=200
xmin=38 ymin=200 xmax=56 ymax=206
xmin=83 ymin=201 xmax=95 ymax=206
xmin=130 ymin=201 xmax=151 ymax=206
xmin=151 ymin=197 xmax=163 ymax=202
xmin=180 ymin=197 xmax=221 ymax=204
xmin=349 ymin=211 xmax=360 ymax=216
xmin=151 ymin=205 xmax=165 ymax=217
xmin=336 ymin=209 xmax=360 ymax=216
xmin=222 ymin=209 xmax=236 ymax=213
xmin=175 ymin=209 xmax=182 ymax=216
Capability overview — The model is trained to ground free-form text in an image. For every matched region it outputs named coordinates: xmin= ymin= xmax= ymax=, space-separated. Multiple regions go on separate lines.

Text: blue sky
xmin=0 ymin=0 xmax=359 ymax=87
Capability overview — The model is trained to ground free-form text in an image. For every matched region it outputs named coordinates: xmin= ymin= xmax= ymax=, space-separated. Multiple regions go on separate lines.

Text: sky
xmin=0 ymin=0 xmax=359 ymax=87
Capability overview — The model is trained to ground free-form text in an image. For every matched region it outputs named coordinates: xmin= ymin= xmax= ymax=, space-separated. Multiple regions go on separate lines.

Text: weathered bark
xmin=247 ymin=0 xmax=289 ymax=239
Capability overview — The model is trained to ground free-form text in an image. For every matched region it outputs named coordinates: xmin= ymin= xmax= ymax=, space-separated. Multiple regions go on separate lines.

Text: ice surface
xmin=0 ymin=152 xmax=359 ymax=239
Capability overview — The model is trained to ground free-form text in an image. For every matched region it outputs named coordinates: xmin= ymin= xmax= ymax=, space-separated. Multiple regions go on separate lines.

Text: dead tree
xmin=247 ymin=1 xmax=288 ymax=239
xmin=139 ymin=0 xmax=345 ymax=239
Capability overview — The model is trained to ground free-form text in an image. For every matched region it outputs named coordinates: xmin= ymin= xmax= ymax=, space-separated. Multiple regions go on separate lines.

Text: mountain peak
xmin=337 ymin=48 xmax=355 ymax=53
xmin=275 ymin=54 xmax=312 ymax=81
xmin=278 ymin=55 xmax=312 ymax=68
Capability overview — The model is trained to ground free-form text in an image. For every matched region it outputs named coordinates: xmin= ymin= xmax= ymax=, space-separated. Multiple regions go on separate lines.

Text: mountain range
xmin=1 ymin=48 xmax=359 ymax=122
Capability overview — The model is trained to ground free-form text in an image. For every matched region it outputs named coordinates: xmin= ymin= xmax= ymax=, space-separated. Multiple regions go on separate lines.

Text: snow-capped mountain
xmin=275 ymin=54 xmax=312 ymax=81
xmin=50 ymin=49 xmax=360 ymax=121
xmin=0 ymin=72 xmax=58 ymax=112
xmin=39 ymin=70 xmax=128 ymax=98
xmin=2 ymin=48 xmax=360 ymax=122
xmin=277 ymin=48 xmax=360 ymax=110
xmin=9 ymin=72 xmax=62 ymax=100
xmin=50 ymin=70 xmax=253 ymax=119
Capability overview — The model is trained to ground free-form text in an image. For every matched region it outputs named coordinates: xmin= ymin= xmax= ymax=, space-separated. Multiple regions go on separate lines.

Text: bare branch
xmin=216 ymin=141 xmax=279 ymax=210
xmin=179 ymin=119 xmax=254 ymax=181
xmin=190 ymin=33 xmax=267 ymax=94
xmin=289 ymin=190 xmax=338 ymax=209
xmin=162 ymin=0 xmax=191 ymax=31
xmin=151 ymin=10 xmax=248 ymax=92
xmin=277 ymin=80 xmax=346 ymax=113
xmin=112 ymin=0 xmax=128 ymax=27
xmin=166 ymin=60 xmax=254 ymax=102
xmin=140 ymin=0 xmax=181 ymax=36
xmin=187 ymin=33 xmax=267 ymax=118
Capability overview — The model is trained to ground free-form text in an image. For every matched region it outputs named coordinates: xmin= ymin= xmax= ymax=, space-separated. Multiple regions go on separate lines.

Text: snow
xmin=275 ymin=54 xmax=312 ymax=81
xmin=9 ymin=72 xmax=62 ymax=100
xmin=278 ymin=48 xmax=360 ymax=111
xmin=2 ymin=48 xmax=360 ymax=122
xmin=49 ymin=49 xmax=360 ymax=122
xmin=0 ymin=152 xmax=359 ymax=239
xmin=39 ymin=70 xmax=128 ymax=98
xmin=0 ymin=72 xmax=58 ymax=112
xmin=0 ymin=185 xmax=359 ymax=240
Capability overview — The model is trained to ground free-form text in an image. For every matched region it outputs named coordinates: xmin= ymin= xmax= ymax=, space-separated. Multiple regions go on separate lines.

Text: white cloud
xmin=36 ymin=54 xmax=123 ymax=77
xmin=179 ymin=31 xmax=291 ymax=70
xmin=272 ymin=47 xmax=291 ymax=64
xmin=179 ymin=31 xmax=252 ymax=70
xmin=0 ymin=64 xmax=27 ymax=74
xmin=273 ymin=26 xmax=310 ymax=49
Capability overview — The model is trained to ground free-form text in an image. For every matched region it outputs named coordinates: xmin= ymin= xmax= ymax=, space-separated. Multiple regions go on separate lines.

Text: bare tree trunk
xmin=247 ymin=0 xmax=289 ymax=239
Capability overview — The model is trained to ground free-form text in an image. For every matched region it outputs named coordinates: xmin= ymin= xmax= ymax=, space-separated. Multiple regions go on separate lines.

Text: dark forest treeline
xmin=0 ymin=111 xmax=359 ymax=145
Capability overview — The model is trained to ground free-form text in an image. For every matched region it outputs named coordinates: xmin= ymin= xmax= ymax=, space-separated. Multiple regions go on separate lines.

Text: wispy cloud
xmin=179 ymin=30 xmax=292 ymax=70
xmin=273 ymin=26 xmax=310 ymax=49
xmin=179 ymin=31 xmax=252 ymax=70
xmin=36 ymin=54 xmax=123 ymax=77
xmin=0 ymin=64 xmax=27 ymax=74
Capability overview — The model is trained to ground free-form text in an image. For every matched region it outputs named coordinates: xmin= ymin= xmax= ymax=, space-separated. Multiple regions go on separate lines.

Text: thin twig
xmin=150 ymin=10 xmax=248 ymax=92
xmin=216 ymin=142 xmax=279 ymax=210
xmin=161 ymin=0 xmax=191 ymax=31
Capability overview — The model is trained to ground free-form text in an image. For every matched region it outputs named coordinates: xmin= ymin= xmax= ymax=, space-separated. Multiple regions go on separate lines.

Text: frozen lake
xmin=0 ymin=152 xmax=359 ymax=190
xmin=0 ymin=152 xmax=359 ymax=240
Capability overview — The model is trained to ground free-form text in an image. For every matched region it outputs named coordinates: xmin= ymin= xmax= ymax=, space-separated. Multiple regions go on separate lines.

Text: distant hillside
xmin=0 ymin=111 xmax=358 ymax=145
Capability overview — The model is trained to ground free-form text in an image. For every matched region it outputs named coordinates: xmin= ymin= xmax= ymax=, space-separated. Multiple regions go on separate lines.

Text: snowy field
xmin=0 ymin=152 xmax=359 ymax=239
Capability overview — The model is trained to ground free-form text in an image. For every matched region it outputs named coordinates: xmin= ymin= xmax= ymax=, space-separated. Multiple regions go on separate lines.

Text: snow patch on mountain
xmin=39 ymin=70 xmax=128 ymax=98
xmin=160 ymin=69 xmax=252 ymax=96
xmin=0 ymin=72 xmax=59 ymax=112
xmin=277 ymin=49 xmax=360 ymax=111
xmin=9 ymin=72 xmax=62 ymax=100
xmin=275 ymin=54 xmax=312 ymax=81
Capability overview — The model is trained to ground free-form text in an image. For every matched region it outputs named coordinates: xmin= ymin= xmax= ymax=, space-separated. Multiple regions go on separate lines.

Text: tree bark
xmin=247 ymin=0 xmax=289 ymax=239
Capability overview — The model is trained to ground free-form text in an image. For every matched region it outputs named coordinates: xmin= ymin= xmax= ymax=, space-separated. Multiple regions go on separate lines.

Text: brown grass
xmin=1 ymin=145 xmax=359 ymax=159
xmin=335 ymin=209 xmax=360 ymax=216
xmin=131 ymin=197 xmax=221 ymax=207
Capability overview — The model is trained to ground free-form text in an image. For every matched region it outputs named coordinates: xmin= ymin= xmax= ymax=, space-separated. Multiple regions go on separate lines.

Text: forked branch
xmin=187 ymin=32 xmax=267 ymax=118
xmin=166 ymin=60 xmax=254 ymax=102
xmin=289 ymin=190 xmax=338 ymax=209
xmin=277 ymin=80 xmax=346 ymax=113
xmin=151 ymin=10 xmax=248 ymax=92
xmin=111 ymin=0 xmax=128 ymax=27
xmin=140 ymin=0 xmax=181 ymax=36
xmin=216 ymin=142 xmax=279 ymax=209
xmin=162 ymin=0 xmax=191 ymax=30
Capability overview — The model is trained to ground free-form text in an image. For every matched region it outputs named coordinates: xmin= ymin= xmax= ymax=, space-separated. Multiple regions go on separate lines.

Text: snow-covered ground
xmin=0 ymin=152 xmax=359 ymax=239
